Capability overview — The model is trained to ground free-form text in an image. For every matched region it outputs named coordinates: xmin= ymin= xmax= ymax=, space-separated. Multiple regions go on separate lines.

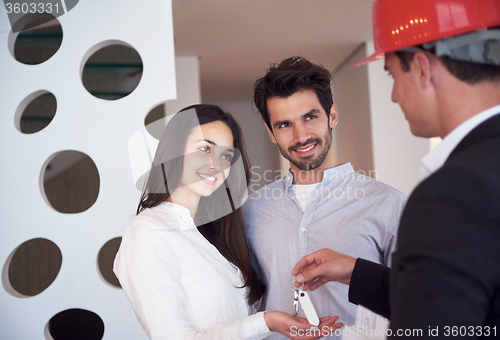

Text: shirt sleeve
xmin=113 ymin=220 xmax=272 ymax=340
xmin=382 ymin=192 xmax=407 ymax=267
xmin=242 ymin=200 xmax=267 ymax=312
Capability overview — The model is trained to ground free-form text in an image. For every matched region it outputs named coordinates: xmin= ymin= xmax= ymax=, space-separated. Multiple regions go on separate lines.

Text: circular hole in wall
xmin=81 ymin=44 xmax=143 ymax=100
xmin=10 ymin=15 xmax=63 ymax=65
xmin=97 ymin=237 xmax=122 ymax=288
xmin=144 ymin=103 xmax=167 ymax=139
xmin=47 ymin=308 xmax=104 ymax=340
xmin=15 ymin=91 xmax=57 ymax=134
xmin=2 ymin=238 xmax=62 ymax=297
xmin=41 ymin=151 xmax=100 ymax=214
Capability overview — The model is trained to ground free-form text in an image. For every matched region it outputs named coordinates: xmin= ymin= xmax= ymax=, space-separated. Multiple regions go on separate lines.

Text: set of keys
xmin=292 ymin=281 xmax=320 ymax=326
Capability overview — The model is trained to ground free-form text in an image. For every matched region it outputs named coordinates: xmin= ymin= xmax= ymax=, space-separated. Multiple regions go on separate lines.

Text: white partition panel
xmin=0 ymin=1 xmax=176 ymax=338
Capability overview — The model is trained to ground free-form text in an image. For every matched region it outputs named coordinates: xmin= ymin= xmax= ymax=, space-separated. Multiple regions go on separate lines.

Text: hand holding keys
xmin=292 ymin=281 xmax=320 ymax=326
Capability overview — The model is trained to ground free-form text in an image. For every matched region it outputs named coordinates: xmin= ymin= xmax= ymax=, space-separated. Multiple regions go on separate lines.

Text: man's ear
xmin=266 ymin=124 xmax=277 ymax=144
xmin=329 ymin=103 xmax=339 ymax=128
xmin=413 ymin=51 xmax=433 ymax=89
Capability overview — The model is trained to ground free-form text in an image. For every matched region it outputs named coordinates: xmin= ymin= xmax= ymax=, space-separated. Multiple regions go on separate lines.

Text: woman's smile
xmin=197 ymin=172 xmax=216 ymax=184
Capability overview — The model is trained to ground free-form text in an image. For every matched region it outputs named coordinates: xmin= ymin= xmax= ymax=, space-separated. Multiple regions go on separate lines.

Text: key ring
xmin=292 ymin=279 xmax=304 ymax=291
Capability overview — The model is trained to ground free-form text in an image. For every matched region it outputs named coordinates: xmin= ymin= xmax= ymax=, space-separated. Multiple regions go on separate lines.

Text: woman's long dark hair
xmin=137 ymin=104 xmax=265 ymax=305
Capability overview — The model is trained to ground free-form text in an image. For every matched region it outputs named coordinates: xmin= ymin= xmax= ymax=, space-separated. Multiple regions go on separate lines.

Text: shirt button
xmin=300 ymin=227 xmax=306 ymax=233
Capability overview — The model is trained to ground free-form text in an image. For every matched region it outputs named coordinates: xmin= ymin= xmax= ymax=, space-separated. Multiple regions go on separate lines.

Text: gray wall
xmin=214 ymin=99 xmax=282 ymax=193
xmin=332 ymin=42 xmax=430 ymax=195
xmin=331 ymin=44 xmax=375 ymax=176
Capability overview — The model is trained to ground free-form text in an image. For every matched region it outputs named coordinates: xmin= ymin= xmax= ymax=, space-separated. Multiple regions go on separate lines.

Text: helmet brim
xmin=354 ymin=51 xmax=384 ymax=67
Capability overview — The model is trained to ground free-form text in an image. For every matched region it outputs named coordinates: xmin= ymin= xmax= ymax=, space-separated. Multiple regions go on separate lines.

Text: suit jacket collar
xmin=449 ymin=112 xmax=500 ymax=160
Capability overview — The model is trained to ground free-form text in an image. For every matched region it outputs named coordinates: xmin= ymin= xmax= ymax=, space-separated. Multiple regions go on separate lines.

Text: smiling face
xmin=266 ymin=89 xmax=338 ymax=173
xmin=178 ymin=120 xmax=234 ymax=199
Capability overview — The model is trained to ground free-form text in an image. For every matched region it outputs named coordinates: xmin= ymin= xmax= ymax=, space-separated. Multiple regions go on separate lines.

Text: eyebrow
xmin=272 ymin=109 xmax=321 ymax=129
xmin=198 ymin=139 xmax=217 ymax=145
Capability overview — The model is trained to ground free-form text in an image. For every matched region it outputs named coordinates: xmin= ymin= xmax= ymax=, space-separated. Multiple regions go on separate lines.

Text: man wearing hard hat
xmin=293 ymin=0 xmax=500 ymax=336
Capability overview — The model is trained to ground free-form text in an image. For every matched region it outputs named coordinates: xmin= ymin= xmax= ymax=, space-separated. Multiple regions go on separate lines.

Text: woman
xmin=114 ymin=104 xmax=341 ymax=339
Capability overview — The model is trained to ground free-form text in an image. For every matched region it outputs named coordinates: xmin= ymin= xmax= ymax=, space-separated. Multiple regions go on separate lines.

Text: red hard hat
xmin=355 ymin=0 xmax=500 ymax=66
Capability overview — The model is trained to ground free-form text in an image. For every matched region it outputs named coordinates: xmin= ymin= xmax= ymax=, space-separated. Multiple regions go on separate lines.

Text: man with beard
xmin=242 ymin=56 xmax=407 ymax=339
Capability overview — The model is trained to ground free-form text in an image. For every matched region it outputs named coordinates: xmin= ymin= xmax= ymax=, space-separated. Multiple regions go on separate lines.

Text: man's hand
xmin=264 ymin=311 xmax=343 ymax=340
xmin=292 ymin=249 xmax=357 ymax=290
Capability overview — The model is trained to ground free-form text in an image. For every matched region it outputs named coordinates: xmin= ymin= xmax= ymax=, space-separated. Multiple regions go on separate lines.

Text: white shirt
xmin=290 ymin=183 xmax=320 ymax=211
xmin=114 ymin=202 xmax=272 ymax=340
xmin=421 ymin=105 xmax=500 ymax=177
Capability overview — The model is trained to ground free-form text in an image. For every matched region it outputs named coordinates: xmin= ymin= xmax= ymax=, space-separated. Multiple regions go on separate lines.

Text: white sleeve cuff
xmin=241 ymin=311 xmax=273 ymax=340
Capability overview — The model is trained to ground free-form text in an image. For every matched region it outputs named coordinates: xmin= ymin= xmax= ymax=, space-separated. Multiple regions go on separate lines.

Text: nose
xmin=209 ymin=153 xmax=221 ymax=175
xmin=293 ymin=123 xmax=309 ymax=144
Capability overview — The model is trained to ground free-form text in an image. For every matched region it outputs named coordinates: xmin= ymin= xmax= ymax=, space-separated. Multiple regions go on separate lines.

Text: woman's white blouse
xmin=113 ymin=202 xmax=272 ymax=340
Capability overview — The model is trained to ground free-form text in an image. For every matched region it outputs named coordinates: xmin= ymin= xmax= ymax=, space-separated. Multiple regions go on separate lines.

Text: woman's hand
xmin=264 ymin=311 xmax=343 ymax=339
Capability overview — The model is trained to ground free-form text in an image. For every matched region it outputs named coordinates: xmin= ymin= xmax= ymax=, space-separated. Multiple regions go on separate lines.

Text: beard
xmin=277 ymin=128 xmax=332 ymax=171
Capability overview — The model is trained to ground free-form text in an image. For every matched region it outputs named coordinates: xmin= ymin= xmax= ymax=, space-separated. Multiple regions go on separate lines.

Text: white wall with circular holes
xmin=0 ymin=1 xmax=176 ymax=338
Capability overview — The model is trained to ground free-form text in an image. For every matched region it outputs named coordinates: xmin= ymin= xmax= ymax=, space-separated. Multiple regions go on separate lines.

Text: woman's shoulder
xmin=123 ymin=203 xmax=183 ymax=238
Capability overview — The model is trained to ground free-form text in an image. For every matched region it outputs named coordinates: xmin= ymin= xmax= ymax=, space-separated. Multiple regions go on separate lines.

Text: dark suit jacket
xmin=348 ymin=113 xmax=500 ymax=338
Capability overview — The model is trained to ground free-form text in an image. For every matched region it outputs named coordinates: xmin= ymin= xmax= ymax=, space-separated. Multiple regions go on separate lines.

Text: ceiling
xmin=172 ymin=0 xmax=374 ymax=102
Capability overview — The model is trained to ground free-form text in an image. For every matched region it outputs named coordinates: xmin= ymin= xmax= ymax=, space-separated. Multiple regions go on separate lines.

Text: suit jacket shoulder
xmin=390 ymin=113 xmax=500 ymax=334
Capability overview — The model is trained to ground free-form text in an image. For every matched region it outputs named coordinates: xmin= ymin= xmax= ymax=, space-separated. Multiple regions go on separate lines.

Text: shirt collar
xmin=282 ymin=162 xmax=355 ymax=189
xmin=421 ymin=105 xmax=500 ymax=178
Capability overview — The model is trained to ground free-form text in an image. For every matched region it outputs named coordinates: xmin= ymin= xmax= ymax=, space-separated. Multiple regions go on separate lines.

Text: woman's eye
xmin=222 ymin=154 xmax=233 ymax=162
xmin=199 ymin=145 xmax=210 ymax=153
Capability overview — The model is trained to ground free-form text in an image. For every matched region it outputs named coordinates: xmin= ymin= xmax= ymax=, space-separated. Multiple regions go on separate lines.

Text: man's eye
xmin=199 ymin=145 xmax=210 ymax=153
xmin=279 ymin=123 xmax=290 ymax=128
xmin=305 ymin=115 xmax=316 ymax=120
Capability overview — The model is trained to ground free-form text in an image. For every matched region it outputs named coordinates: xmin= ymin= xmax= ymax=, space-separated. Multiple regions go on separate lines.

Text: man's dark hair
xmin=394 ymin=50 xmax=500 ymax=84
xmin=253 ymin=56 xmax=333 ymax=131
